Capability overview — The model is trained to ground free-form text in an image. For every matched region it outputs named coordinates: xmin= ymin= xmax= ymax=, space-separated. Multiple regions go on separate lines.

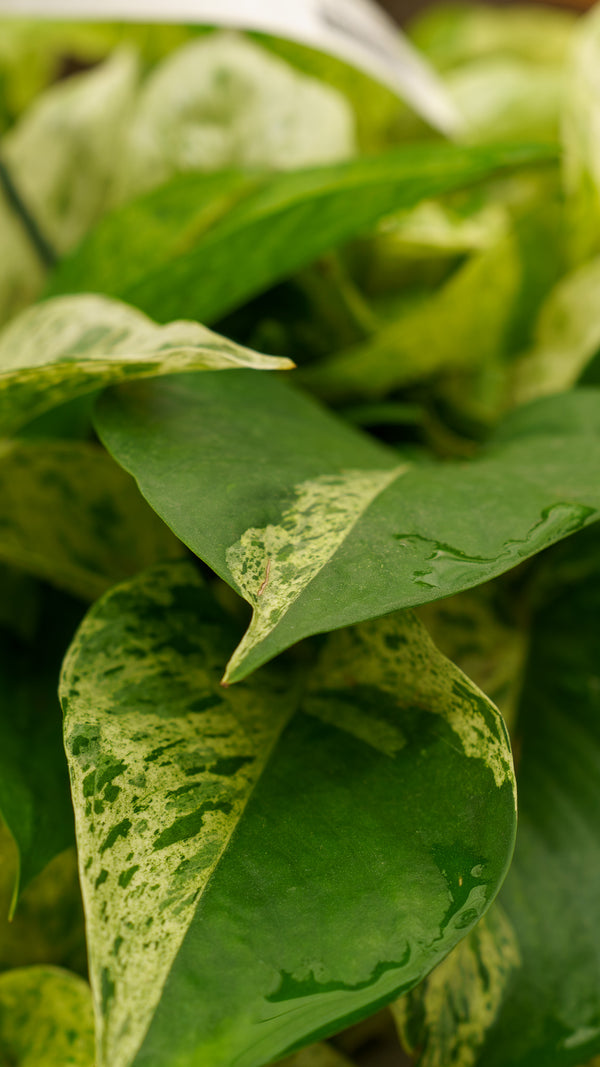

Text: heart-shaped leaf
xmin=96 ymin=373 xmax=600 ymax=683
xmin=60 ymin=561 xmax=515 ymax=1067
xmin=0 ymin=293 xmax=291 ymax=437
xmin=47 ymin=142 xmax=556 ymax=326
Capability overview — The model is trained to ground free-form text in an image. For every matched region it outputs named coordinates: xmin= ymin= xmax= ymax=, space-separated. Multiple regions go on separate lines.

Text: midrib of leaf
xmin=223 ymin=464 xmax=409 ymax=684
xmin=61 ymin=566 xmax=300 ymax=1067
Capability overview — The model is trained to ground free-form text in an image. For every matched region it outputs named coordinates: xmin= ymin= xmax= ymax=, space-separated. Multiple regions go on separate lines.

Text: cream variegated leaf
xmin=306 ymin=611 xmax=515 ymax=794
xmin=0 ymin=966 xmax=95 ymax=1067
xmin=0 ymin=440 xmax=185 ymax=601
xmin=393 ymin=908 xmax=520 ymax=1067
xmin=61 ymin=562 xmax=297 ymax=1067
xmin=224 ymin=465 xmax=407 ymax=683
xmin=0 ymin=293 xmax=293 ymax=436
xmin=61 ymin=562 xmax=515 ymax=1067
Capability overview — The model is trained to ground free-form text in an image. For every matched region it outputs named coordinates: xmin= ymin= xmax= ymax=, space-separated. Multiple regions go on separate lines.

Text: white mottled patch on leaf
xmin=0 ymin=966 xmax=95 ymax=1067
xmin=61 ymin=564 xmax=295 ymax=1067
xmin=0 ymin=293 xmax=292 ymax=436
xmin=306 ymin=612 xmax=515 ymax=795
xmin=393 ymin=906 xmax=520 ymax=1067
xmin=224 ymin=466 xmax=405 ymax=682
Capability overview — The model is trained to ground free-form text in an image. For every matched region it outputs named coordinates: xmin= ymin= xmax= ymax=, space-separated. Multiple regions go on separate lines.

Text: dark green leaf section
xmin=0 ymin=966 xmax=95 ymax=1066
xmin=61 ymin=563 xmax=515 ymax=1067
xmin=0 ymin=441 xmax=185 ymax=601
xmin=0 ymin=582 xmax=82 ymax=905
xmin=397 ymin=526 xmax=600 ymax=1067
xmin=96 ymin=374 xmax=600 ymax=682
xmin=47 ymin=142 xmax=556 ymax=325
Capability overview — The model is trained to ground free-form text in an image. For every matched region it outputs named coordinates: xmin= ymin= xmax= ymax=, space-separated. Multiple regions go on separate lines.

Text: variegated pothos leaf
xmin=0 ymin=966 xmax=95 ymax=1066
xmin=61 ymin=562 xmax=516 ymax=1067
xmin=0 ymin=294 xmax=292 ymax=436
xmin=0 ymin=440 xmax=185 ymax=600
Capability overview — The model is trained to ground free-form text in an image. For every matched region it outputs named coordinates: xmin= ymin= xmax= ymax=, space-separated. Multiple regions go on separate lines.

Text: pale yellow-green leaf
xmin=0 ymin=293 xmax=292 ymax=435
xmin=223 ymin=465 xmax=407 ymax=683
xmin=61 ymin=562 xmax=297 ymax=1067
xmin=393 ymin=907 xmax=520 ymax=1067
xmin=3 ymin=47 xmax=139 ymax=255
xmin=303 ymin=232 xmax=519 ymax=401
xmin=446 ymin=58 xmax=564 ymax=145
xmin=0 ymin=966 xmax=95 ymax=1066
xmin=0 ymin=49 xmax=139 ymax=326
xmin=0 ymin=440 xmax=186 ymax=601
xmin=511 ymin=257 xmax=600 ymax=405
xmin=113 ymin=33 xmax=356 ymax=204
xmin=563 ymin=5 xmax=600 ymax=264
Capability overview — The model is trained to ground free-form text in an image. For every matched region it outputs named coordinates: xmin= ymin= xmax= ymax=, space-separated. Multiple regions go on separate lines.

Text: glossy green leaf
xmin=563 ymin=5 xmax=600 ymax=265
xmin=113 ymin=33 xmax=356 ymax=204
xmin=397 ymin=525 xmax=600 ymax=1067
xmin=47 ymin=142 xmax=557 ymax=326
xmin=60 ymin=562 xmax=515 ymax=1067
xmin=0 ymin=583 xmax=81 ymax=904
xmin=511 ymin=256 xmax=600 ymax=405
xmin=0 ymin=966 xmax=94 ymax=1066
xmin=0 ymin=293 xmax=291 ymax=437
xmin=0 ymin=440 xmax=185 ymax=601
xmin=96 ymin=373 xmax=600 ymax=683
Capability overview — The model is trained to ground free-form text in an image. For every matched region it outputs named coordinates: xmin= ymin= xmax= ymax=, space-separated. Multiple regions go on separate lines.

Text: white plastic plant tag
xmin=0 ymin=0 xmax=461 ymax=135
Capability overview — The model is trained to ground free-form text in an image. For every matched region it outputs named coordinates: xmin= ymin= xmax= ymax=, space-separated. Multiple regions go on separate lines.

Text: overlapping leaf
xmin=0 ymin=440 xmax=185 ymax=601
xmin=303 ymin=232 xmax=520 ymax=400
xmin=511 ymin=256 xmax=600 ymax=404
xmin=96 ymin=373 xmax=600 ymax=682
xmin=47 ymin=142 xmax=557 ymax=326
xmin=60 ymin=562 xmax=515 ymax=1067
xmin=396 ymin=525 xmax=600 ymax=1067
xmin=0 ymin=966 xmax=95 ymax=1066
xmin=0 ymin=294 xmax=291 ymax=437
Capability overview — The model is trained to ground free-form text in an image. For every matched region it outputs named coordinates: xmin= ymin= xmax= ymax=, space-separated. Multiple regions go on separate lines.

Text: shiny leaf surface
xmin=61 ymin=562 xmax=515 ymax=1067
xmin=96 ymin=374 xmax=600 ymax=683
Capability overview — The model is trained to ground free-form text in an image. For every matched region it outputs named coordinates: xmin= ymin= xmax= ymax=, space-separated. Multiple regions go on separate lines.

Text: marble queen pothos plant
xmin=2 ymin=5 xmax=600 ymax=1067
